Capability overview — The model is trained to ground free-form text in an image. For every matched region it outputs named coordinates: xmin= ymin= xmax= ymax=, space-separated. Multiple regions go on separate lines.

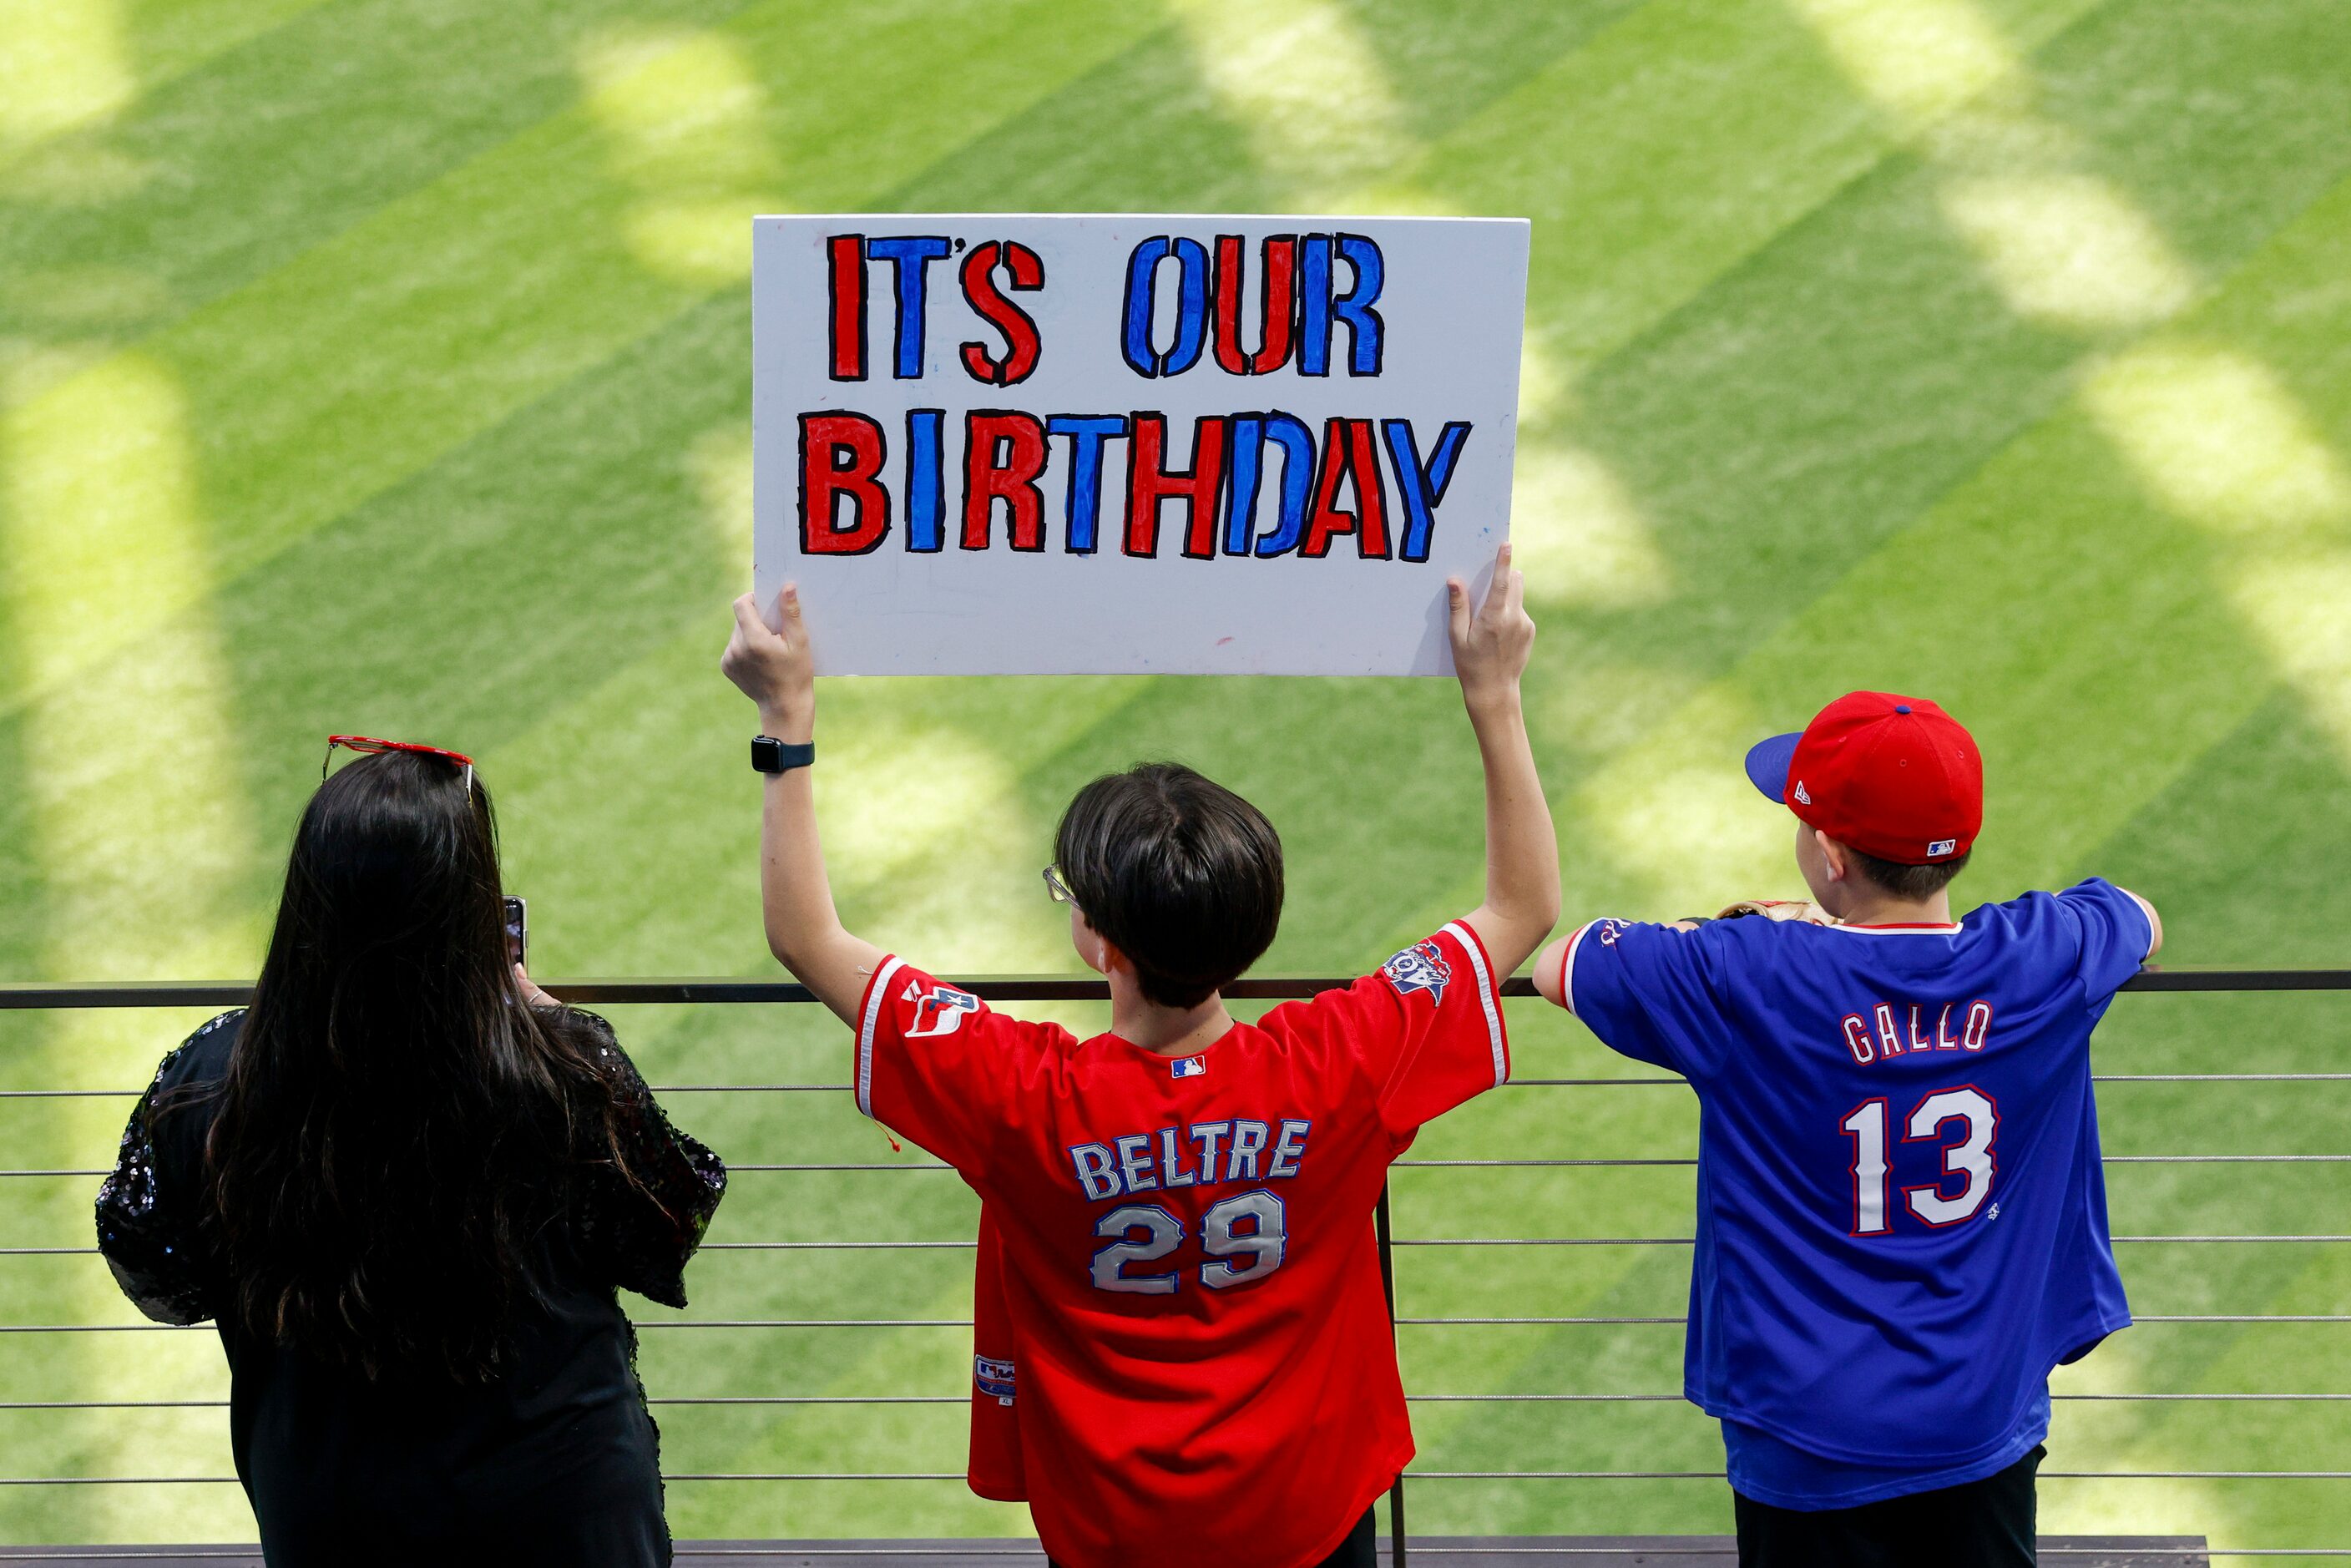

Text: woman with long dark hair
xmin=97 ymin=739 xmax=726 ymax=1566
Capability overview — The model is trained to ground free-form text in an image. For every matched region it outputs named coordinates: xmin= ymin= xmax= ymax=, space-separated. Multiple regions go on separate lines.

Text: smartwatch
xmin=751 ymin=736 xmax=816 ymax=774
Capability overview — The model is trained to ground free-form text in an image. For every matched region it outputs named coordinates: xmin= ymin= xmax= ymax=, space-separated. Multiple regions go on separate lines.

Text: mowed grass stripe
xmin=1418 ymin=0 xmax=2115 ymax=385
xmin=0 ymin=0 xmax=761 ymax=341
xmin=1525 ymin=0 xmax=2351 ymax=916
xmin=0 ymin=0 xmax=331 ymax=175
xmin=0 ymin=0 xmax=757 ymax=341
xmin=0 ymin=0 xmax=1161 ymax=727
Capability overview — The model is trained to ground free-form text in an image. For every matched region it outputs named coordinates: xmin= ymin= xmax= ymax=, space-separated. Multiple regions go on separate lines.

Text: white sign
xmin=751 ymin=214 xmax=1529 ymax=675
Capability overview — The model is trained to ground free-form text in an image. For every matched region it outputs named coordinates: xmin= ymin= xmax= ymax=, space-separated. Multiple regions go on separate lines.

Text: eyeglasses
xmin=324 ymin=734 xmax=476 ymax=795
xmin=1042 ymin=864 xmax=1079 ymax=908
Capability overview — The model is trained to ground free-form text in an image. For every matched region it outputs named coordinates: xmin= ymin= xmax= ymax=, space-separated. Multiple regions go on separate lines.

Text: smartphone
xmin=503 ymin=895 xmax=528 ymax=969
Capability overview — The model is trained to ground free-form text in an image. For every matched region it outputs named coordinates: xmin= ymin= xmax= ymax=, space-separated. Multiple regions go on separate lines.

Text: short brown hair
xmin=1850 ymin=847 xmax=1971 ymax=900
xmin=1054 ymin=763 xmax=1283 ymax=1009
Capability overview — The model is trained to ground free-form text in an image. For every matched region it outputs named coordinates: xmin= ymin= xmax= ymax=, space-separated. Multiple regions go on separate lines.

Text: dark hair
xmin=1054 ymin=762 xmax=1283 ymax=1009
xmin=1850 ymin=847 xmax=1971 ymax=900
xmin=200 ymin=750 xmax=636 ymax=1383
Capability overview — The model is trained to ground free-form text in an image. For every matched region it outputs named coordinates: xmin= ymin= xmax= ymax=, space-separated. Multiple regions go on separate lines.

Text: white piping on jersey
xmin=1555 ymin=919 xmax=1602 ymax=1019
xmin=857 ymin=956 xmax=906 ymax=1119
xmin=1442 ymin=920 xmax=1508 ymax=1086
xmin=1827 ymin=923 xmax=1964 ymax=935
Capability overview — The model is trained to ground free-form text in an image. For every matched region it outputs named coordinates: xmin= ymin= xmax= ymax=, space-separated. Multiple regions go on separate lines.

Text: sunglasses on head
xmin=324 ymin=734 xmax=475 ymax=794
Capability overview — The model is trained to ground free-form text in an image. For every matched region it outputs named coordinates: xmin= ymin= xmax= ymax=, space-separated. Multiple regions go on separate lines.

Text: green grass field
xmin=3 ymin=0 xmax=2348 ymax=1548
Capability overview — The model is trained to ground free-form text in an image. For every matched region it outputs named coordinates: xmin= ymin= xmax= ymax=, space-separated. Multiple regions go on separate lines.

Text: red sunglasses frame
xmin=324 ymin=734 xmax=476 ymax=792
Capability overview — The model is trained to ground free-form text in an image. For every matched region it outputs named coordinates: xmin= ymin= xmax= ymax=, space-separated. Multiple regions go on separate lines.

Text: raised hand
xmin=1447 ymin=541 xmax=1533 ymax=712
xmin=1717 ymin=899 xmax=1838 ymax=926
xmin=722 ymin=586 xmax=816 ymax=742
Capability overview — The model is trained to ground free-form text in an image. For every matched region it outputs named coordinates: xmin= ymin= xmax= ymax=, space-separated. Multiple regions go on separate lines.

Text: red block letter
xmin=827 ymin=235 xmax=867 ymax=382
xmin=1211 ymin=234 xmax=1297 ymax=376
xmin=963 ymin=411 xmax=1049 ymax=550
xmin=1301 ymin=418 xmax=1390 ymax=558
xmin=800 ymin=412 xmax=889 ymax=554
xmin=959 ymin=240 xmax=1044 ymax=387
xmin=1125 ymin=413 xmax=1229 ymax=559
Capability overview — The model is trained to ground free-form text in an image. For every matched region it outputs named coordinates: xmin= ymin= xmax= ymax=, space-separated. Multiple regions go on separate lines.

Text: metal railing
xmin=0 ymin=967 xmax=2343 ymax=1561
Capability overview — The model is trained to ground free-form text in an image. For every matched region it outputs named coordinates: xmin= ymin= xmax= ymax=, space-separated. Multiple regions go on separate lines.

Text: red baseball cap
xmin=1742 ymin=691 xmax=1983 ymax=865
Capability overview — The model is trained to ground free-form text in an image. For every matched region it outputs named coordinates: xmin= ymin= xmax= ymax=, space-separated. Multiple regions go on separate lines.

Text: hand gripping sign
xmin=751 ymin=215 xmax=1529 ymax=675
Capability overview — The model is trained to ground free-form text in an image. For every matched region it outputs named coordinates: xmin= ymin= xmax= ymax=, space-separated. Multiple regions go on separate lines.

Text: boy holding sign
xmin=720 ymin=544 xmax=1556 ymax=1566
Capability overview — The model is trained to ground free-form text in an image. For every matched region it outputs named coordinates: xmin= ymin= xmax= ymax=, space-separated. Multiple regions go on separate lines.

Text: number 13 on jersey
xmin=1841 ymin=1086 xmax=2000 ymax=1236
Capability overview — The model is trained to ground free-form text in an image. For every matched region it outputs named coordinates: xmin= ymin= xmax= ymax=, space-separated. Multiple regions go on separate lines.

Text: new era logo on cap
xmin=1742 ymin=692 xmax=1984 ymax=866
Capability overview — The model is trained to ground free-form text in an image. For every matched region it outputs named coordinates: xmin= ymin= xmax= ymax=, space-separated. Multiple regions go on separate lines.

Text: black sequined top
xmin=94 ymin=1008 xmax=727 ymax=1567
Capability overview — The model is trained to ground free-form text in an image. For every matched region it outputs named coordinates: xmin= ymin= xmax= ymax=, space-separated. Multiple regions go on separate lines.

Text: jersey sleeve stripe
xmin=1441 ymin=920 xmax=1508 ymax=1087
xmin=855 ymin=956 xmax=906 ymax=1120
xmin=1557 ymin=920 xmax=1601 ymax=1019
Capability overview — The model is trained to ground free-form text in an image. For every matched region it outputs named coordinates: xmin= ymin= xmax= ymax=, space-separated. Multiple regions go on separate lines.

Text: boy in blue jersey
xmin=1533 ymin=691 xmax=2161 ymax=1567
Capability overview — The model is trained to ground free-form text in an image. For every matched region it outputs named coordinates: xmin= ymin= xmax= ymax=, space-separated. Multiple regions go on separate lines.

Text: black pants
xmin=1735 ymin=1444 xmax=2041 ymax=1568
xmin=1046 ymin=1505 xmax=1375 ymax=1568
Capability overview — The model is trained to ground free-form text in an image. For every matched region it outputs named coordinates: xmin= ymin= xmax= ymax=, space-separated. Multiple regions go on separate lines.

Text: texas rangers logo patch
xmin=901 ymin=979 xmax=981 ymax=1039
xmin=974 ymin=1355 xmax=1017 ymax=1406
xmin=1381 ymin=939 xmax=1452 ymax=1003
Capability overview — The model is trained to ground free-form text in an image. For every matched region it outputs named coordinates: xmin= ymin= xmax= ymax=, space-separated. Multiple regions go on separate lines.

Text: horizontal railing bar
xmin=13 ymin=1072 xmax=2344 ymax=1100
xmin=1352 ymin=1552 xmax=2346 ymax=1562
xmin=1396 ymin=1155 xmax=2350 ymax=1166
xmin=1 ymin=1390 xmax=2338 ymax=1412
xmin=1 ymin=1550 xmax=2328 ymax=1563
xmin=2105 ymin=1155 xmax=2351 ymax=1163
xmin=5 ymin=1470 xmax=2348 ymax=1486
xmin=1408 ymin=1472 xmax=2351 ymax=1482
xmin=2091 ymin=1075 xmax=2351 ymax=1082
xmin=1401 ymin=1159 xmax=1698 ymax=1167
xmin=1391 ymin=1313 xmax=2350 ymax=1325
xmin=638 ymin=1319 xmax=969 ymax=1328
xmin=1388 ymin=1236 xmax=2351 ymax=1246
xmin=1 ymin=1552 xmax=2328 ymax=1564
xmin=13 ymin=1311 xmax=2347 ymax=1333
xmin=6 ymin=1151 xmax=2340 ymax=1178
xmin=2 ymin=964 xmax=2343 ymax=1010
xmin=1392 ymin=1401 xmax=2351 ymax=1410
xmin=697 ymin=1242 xmax=973 ymax=1252
xmin=0 ymin=1475 xmax=232 ymax=1484
xmin=662 ymin=1474 xmax=966 ymax=1481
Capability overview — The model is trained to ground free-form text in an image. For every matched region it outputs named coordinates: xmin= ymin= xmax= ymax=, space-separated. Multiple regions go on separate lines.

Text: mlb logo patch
xmin=901 ymin=979 xmax=981 ymax=1039
xmin=974 ymin=1356 xmax=1016 ymax=1406
xmin=1171 ymin=1056 xmax=1207 ymax=1079
xmin=1381 ymin=939 xmax=1452 ymax=1003
xmin=1927 ymin=838 xmax=1958 ymax=858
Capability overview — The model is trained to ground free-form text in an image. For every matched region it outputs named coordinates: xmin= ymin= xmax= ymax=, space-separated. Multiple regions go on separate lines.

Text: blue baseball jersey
xmin=1557 ymin=880 xmax=2150 ymax=1479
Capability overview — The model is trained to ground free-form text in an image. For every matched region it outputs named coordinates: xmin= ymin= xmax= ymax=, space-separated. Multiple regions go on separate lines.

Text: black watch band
xmin=751 ymin=736 xmax=815 ymax=774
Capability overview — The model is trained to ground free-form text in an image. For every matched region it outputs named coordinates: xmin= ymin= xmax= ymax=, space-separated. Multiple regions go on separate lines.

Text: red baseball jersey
xmin=853 ymin=922 xmax=1509 ymax=1568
